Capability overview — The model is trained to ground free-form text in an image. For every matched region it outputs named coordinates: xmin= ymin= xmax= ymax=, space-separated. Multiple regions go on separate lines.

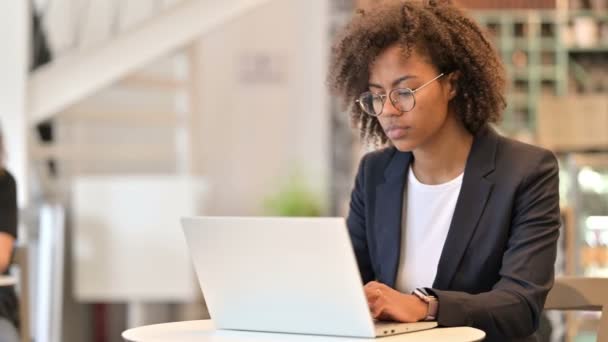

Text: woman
xmin=0 ymin=126 xmax=20 ymax=342
xmin=329 ymin=1 xmax=560 ymax=341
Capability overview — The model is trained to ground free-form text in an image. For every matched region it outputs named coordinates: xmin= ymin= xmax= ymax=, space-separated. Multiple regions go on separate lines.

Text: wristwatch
xmin=412 ymin=288 xmax=438 ymax=321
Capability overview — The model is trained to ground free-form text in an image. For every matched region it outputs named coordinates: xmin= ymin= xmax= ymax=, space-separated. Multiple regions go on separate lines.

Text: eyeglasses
xmin=355 ymin=73 xmax=445 ymax=117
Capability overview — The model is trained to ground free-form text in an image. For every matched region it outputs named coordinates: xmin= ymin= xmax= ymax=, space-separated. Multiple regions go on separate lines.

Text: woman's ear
xmin=447 ymin=71 xmax=461 ymax=100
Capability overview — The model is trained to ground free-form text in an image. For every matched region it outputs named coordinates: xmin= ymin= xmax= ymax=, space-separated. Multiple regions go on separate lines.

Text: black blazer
xmin=346 ymin=125 xmax=560 ymax=341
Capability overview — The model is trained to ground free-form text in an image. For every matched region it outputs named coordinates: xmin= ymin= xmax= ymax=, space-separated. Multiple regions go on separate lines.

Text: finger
xmin=366 ymin=292 xmax=376 ymax=304
xmin=375 ymin=288 xmax=383 ymax=302
xmin=371 ymin=301 xmax=385 ymax=319
xmin=366 ymin=282 xmax=392 ymax=298
xmin=364 ymin=284 xmax=380 ymax=295
xmin=374 ymin=282 xmax=391 ymax=293
xmin=377 ymin=302 xmax=394 ymax=321
xmin=367 ymin=290 xmax=383 ymax=308
xmin=371 ymin=294 xmax=386 ymax=317
xmin=379 ymin=310 xmax=395 ymax=322
xmin=364 ymin=287 xmax=382 ymax=303
xmin=364 ymin=281 xmax=380 ymax=291
xmin=368 ymin=299 xmax=377 ymax=318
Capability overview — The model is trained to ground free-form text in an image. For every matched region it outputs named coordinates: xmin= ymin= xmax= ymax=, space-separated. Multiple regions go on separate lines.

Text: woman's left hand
xmin=364 ymin=281 xmax=428 ymax=323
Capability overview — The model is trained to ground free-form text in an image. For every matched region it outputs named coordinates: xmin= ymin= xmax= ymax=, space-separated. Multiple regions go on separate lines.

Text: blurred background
xmin=0 ymin=0 xmax=607 ymax=341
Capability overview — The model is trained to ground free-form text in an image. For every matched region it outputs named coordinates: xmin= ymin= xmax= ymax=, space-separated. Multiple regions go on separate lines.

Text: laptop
xmin=181 ymin=216 xmax=437 ymax=338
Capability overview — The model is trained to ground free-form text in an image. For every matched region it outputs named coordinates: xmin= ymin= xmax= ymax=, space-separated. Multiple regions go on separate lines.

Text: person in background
xmin=0 ymin=125 xmax=20 ymax=342
xmin=329 ymin=1 xmax=560 ymax=341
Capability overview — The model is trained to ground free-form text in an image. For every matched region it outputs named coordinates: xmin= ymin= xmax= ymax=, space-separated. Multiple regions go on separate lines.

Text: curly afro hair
xmin=329 ymin=0 xmax=506 ymax=144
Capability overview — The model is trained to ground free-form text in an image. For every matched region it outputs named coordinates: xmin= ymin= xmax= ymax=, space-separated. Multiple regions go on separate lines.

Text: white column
xmin=0 ymin=1 xmax=30 ymax=207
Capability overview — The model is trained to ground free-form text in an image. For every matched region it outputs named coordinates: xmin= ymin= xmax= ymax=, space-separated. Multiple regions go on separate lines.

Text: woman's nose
xmin=381 ymin=96 xmax=400 ymax=117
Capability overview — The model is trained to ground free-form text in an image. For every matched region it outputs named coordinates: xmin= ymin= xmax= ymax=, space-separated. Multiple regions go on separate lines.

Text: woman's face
xmin=368 ymin=44 xmax=454 ymax=152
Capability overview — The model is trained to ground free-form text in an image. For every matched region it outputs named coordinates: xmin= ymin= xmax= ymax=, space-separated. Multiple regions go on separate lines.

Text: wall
xmin=196 ymin=0 xmax=330 ymax=215
xmin=0 ymin=1 xmax=29 ymax=207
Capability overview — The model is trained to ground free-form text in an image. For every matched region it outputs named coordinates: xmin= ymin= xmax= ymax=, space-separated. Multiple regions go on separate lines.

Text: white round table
xmin=122 ymin=320 xmax=485 ymax=342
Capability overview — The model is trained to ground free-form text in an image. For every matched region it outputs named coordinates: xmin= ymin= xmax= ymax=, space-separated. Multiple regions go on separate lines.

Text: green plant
xmin=263 ymin=173 xmax=324 ymax=217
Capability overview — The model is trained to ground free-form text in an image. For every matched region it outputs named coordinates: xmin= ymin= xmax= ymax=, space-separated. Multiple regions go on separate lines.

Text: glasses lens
xmin=358 ymin=93 xmax=384 ymax=116
xmin=391 ymin=89 xmax=415 ymax=112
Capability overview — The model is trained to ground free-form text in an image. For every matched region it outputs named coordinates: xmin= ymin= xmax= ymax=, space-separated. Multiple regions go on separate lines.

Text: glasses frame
xmin=355 ymin=73 xmax=445 ymax=117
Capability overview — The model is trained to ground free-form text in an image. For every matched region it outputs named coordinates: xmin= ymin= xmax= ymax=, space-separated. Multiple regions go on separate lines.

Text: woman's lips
xmin=385 ymin=126 xmax=410 ymax=140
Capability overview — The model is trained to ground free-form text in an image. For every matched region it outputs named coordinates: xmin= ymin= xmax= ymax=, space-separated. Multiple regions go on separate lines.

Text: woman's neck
xmin=411 ymin=115 xmax=473 ymax=185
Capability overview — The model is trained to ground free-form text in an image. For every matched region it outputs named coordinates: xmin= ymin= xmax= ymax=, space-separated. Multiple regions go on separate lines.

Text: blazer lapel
xmin=433 ymin=126 xmax=498 ymax=290
xmin=374 ymin=150 xmax=412 ymax=287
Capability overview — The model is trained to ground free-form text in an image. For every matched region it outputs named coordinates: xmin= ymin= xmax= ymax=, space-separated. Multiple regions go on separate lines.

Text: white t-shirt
xmin=394 ymin=166 xmax=463 ymax=294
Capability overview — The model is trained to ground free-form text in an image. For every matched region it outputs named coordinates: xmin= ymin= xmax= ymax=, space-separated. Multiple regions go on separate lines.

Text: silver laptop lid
xmin=181 ymin=216 xmax=376 ymax=338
